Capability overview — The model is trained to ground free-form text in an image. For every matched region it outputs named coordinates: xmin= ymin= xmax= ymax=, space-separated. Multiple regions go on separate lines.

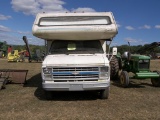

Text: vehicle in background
xmin=7 ymin=50 xmax=26 ymax=62
xmin=0 ymin=41 xmax=7 ymax=58
xmin=112 ymin=42 xmax=160 ymax=87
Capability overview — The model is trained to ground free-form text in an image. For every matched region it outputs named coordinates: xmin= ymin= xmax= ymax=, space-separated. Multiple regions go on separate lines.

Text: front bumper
xmin=135 ymin=72 xmax=159 ymax=79
xmin=42 ymin=82 xmax=110 ymax=91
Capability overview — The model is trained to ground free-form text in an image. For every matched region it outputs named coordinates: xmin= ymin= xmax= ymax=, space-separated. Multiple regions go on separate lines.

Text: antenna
xmin=127 ymin=41 xmax=131 ymax=60
xmin=128 ymin=41 xmax=131 ymax=52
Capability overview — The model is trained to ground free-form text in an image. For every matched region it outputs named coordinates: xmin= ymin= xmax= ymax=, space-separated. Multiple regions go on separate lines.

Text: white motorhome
xmin=32 ymin=12 xmax=118 ymax=99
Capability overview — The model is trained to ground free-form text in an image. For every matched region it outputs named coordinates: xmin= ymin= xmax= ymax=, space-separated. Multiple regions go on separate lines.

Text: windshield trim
xmin=49 ymin=40 xmax=104 ymax=55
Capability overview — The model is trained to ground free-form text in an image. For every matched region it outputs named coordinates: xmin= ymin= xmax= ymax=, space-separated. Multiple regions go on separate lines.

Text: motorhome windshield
xmin=49 ymin=40 xmax=104 ymax=54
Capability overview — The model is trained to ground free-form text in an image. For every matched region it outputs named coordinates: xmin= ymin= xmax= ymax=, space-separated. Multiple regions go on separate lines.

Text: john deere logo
xmin=72 ymin=72 xmax=79 ymax=75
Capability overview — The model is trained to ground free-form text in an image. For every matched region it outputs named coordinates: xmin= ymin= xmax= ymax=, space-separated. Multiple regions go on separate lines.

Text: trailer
xmin=0 ymin=69 xmax=28 ymax=90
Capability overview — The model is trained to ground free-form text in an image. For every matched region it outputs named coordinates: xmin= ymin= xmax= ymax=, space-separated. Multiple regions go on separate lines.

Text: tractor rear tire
xmin=110 ymin=56 xmax=119 ymax=80
xmin=151 ymin=71 xmax=160 ymax=87
xmin=120 ymin=71 xmax=129 ymax=87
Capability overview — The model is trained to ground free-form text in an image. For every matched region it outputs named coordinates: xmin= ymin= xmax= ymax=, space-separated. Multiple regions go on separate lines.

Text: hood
xmin=43 ymin=54 xmax=106 ymax=66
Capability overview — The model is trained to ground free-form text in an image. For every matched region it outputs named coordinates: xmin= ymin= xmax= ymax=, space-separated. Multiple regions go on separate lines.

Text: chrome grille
xmin=52 ymin=67 xmax=99 ymax=82
xmin=53 ymin=67 xmax=99 ymax=72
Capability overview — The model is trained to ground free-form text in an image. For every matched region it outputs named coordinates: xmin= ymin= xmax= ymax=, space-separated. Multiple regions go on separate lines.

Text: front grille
xmin=52 ymin=67 xmax=99 ymax=82
xmin=139 ymin=63 xmax=149 ymax=69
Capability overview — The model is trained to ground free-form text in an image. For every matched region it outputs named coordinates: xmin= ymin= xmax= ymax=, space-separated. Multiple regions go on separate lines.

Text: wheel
xmin=151 ymin=71 xmax=160 ymax=87
xmin=45 ymin=91 xmax=53 ymax=100
xmin=0 ymin=51 xmax=3 ymax=58
xmin=120 ymin=71 xmax=129 ymax=87
xmin=100 ymin=87 xmax=110 ymax=99
xmin=28 ymin=58 xmax=32 ymax=63
xmin=110 ymin=56 xmax=119 ymax=80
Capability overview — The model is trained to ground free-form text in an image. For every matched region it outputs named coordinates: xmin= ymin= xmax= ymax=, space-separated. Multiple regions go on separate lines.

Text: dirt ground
xmin=0 ymin=59 xmax=160 ymax=120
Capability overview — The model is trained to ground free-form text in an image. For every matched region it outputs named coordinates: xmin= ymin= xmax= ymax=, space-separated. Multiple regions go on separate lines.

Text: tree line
xmin=112 ymin=44 xmax=160 ymax=55
xmin=11 ymin=45 xmax=45 ymax=54
xmin=2 ymin=41 xmax=160 ymax=56
xmin=12 ymin=44 xmax=160 ymax=55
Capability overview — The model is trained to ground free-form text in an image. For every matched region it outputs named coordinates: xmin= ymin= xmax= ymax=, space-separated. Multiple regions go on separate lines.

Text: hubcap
xmin=120 ymin=75 xmax=125 ymax=84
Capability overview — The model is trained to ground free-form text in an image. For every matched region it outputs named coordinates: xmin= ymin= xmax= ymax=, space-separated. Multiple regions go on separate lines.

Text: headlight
xmin=99 ymin=67 xmax=109 ymax=79
xmin=100 ymin=67 xmax=109 ymax=72
xmin=44 ymin=74 xmax=52 ymax=79
xmin=43 ymin=68 xmax=52 ymax=74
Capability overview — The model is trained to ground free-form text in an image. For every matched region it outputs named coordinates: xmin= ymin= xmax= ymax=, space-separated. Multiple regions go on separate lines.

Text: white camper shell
xmin=32 ymin=12 xmax=118 ymax=40
xmin=32 ymin=12 xmax=118 ymax=99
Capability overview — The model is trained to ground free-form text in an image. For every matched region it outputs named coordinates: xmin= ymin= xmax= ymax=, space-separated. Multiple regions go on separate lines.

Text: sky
xmin=0 ymin=0 xmax=160 ymax=46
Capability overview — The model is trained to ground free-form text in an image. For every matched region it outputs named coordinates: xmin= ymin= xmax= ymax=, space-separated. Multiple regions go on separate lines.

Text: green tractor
xmin=0 ymin=41 xmax=8 ymax=57
xmin=110 ymin=42 xmax=160 ymax=87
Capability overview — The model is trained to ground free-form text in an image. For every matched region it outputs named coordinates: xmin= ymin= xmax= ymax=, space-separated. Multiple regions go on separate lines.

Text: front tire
xmin=151 ymin=71 xmax=160 ymax=87
xmin=100 ymin=87 xmax=110 ymax=99
xmin=45 ymin=91 xmax=53 ymax=100
xmin=120 ymin=71 xmax=129 ymax=87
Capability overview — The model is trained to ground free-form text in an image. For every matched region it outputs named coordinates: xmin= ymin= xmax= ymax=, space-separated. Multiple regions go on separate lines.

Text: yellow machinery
xmin=8 ymin=50 xmax=20 ymax=62
xmin=7 ymin=50 xmax=26 ymax=62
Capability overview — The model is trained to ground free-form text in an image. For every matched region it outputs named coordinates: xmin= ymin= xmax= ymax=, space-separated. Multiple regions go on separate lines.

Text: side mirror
xmin=112 ymin=47 xmax=117 ymax=55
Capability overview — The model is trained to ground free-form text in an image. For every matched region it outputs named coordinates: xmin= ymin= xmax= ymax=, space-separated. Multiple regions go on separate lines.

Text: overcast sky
xmin=0 ymin=0 xmax=160 ymax=46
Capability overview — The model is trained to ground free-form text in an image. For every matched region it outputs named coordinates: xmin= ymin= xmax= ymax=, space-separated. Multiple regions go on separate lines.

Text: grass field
xmin=0 ymin=59 xmax=160 ymax=120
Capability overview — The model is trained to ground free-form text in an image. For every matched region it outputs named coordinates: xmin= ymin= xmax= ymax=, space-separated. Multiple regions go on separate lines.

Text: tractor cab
xmin=121 ymin=52 xmax=150 ymax=73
